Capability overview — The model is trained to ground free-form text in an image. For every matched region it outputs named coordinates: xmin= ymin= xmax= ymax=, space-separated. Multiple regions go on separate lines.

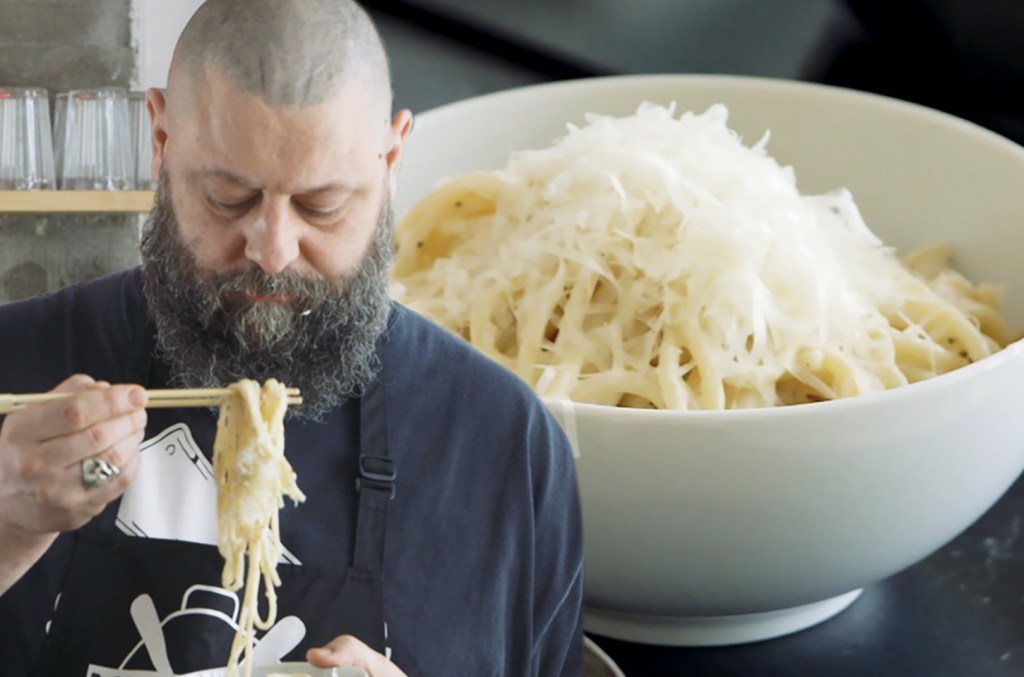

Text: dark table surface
xmin=586 ymin=471 xmax=1024 ymax=677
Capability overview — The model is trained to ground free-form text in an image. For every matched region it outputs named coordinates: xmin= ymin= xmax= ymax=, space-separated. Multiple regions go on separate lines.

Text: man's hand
xmin=0 ymin=374 xmax=147 ymax=538
xmin=307 ymin=635 xmax=408 ymax=676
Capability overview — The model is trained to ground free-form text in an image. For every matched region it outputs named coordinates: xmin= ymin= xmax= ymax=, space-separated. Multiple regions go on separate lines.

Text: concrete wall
xmin=0 ymin=0 xmax=142 ymax=303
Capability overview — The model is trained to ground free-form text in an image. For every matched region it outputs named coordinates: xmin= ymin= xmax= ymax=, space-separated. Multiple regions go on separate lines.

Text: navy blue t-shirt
xmin=0 ymin=268 xmax=584 ymax=675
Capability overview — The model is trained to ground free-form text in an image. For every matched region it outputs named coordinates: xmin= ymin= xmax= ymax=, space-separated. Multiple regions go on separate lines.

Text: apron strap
xmin=352 ymin=348 xmax=395 ymax=575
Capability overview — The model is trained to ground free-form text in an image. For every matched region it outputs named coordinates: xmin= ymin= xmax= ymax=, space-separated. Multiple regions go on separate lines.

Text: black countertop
xmin=589 ymin=471 xmax=1024 ymax=676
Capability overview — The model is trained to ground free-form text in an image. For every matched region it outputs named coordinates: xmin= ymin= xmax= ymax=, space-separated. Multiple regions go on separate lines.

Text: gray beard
xmin=139 ymin=173 xmax=394 ymax=420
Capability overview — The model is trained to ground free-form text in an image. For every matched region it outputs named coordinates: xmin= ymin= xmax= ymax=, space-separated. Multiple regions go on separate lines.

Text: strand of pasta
xmin=214 ymin=379 xmax=306 ymax=677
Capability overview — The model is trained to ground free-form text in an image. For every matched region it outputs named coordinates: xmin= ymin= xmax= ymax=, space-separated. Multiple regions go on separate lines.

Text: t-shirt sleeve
xmin=526 ymin=406 xmax=585 ymax=676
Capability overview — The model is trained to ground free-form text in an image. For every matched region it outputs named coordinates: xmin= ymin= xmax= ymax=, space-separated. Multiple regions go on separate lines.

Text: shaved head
xmin=169 ymin=0 xmax=390 ymax=111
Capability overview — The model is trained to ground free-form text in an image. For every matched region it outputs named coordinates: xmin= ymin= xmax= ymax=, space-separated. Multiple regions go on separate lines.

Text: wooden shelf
xmin=0 ymin=190 xmax=155 ymax=213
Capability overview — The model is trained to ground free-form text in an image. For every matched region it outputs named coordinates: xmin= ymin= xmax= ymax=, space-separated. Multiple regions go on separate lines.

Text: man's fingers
xmin=55 ymin=384 xmax=147 ymax=434
xmin=52 ymin=374 xmax=98 ymax=392
xmin=99 ymin=419 xmax=147 ymax=474
xmin=18 ymin=383 xmax=148 ymax=445
xmin=76 ymin=434 xmax=143 ymax=508
xmin=308 ymin=636 xmax=407 ymax=676
xmin=4 ymin=405 xmax=146 ymax=481
xmin=40 ymin=406 xmax=148 ymax=468
xmin=74 ymin=419 xmax=146 ymax=485
xmin=0 ymin=376 xmax=148 ymax=536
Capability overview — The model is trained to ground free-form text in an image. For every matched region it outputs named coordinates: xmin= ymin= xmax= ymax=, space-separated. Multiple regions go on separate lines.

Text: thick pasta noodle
xmin=215 ymin=378 xmax=306 ymax=676
xmin=391 ymin=103 xmax=1013 ymax=409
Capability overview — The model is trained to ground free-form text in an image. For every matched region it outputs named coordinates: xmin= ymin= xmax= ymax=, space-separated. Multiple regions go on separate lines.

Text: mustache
xmin=200 ymin=267 xmax=335 ymax=311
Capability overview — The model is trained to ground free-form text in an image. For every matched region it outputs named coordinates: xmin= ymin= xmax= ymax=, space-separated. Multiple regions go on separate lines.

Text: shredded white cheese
xmin=392 ymin=103 xmax=1008 ymax=409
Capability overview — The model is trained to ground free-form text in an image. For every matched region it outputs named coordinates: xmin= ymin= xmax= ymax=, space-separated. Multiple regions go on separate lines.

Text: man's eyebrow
xmin=299 ymin=182 xmax=362 ymax=196
xmin=192 ymin=168 xmax=362 ymax=195
xmin=192 ymin=168 xmax=260 ymax=189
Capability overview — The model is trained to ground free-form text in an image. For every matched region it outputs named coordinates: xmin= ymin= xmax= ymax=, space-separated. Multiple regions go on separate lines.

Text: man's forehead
xmin=167 ymin=69 xmax=389 ymax=192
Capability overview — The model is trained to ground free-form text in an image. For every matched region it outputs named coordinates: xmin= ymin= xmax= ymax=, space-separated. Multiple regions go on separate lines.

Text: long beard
xmin=139 ymin=173 xmax=394 ymax=419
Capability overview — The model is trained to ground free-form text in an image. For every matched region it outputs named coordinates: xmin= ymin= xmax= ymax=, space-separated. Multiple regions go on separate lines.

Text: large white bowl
xmin=394 ymin=75 xmax=1024 ymax=646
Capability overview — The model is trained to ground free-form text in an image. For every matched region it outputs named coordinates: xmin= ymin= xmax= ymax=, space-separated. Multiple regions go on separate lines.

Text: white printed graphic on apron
xmin=116 ymin=423 xmax=299 ymax=564
xmin=85 ymin=587 xmax=306 ymax=676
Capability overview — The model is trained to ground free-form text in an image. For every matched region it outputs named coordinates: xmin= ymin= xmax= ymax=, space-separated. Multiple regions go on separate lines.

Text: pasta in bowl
xmin=391 ymin=75 xmax=1024 ymax=645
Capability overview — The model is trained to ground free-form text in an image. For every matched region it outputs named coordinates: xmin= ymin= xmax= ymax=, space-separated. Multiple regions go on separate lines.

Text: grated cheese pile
xmin=391 ymin=103 xmax=1008 ymax=409
xmin=215 ymin=378 xmax=306 ymax=676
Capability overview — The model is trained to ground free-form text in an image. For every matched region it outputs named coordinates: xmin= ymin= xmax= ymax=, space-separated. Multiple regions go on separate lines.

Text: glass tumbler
xmin=129 ymin=90 xmax=156 ymax=190
xmin=52 ymin=92 xmax=68 ymax=182
xmin=0 ymin=87 xmax=56 ymax=190
xmin=59 ymin=87 xmax=133 ymax=190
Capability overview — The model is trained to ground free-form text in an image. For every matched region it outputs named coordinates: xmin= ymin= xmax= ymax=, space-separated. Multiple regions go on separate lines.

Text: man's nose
xmin=243 ymin=201 xmax=301 ymax=274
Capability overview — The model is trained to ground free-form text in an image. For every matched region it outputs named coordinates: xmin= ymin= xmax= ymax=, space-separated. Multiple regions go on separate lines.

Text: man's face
xmin=140 ymin=172 xmax=394 ymax=418
xmin=152 ymin=68 xmax=406 ymax=282
xmin=139 ymin=72 xmax=412 ymax=417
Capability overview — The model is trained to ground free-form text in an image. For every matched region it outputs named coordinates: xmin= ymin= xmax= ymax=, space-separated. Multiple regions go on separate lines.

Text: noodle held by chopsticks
xmin=214 ymin=378 xmax=306 ymax=676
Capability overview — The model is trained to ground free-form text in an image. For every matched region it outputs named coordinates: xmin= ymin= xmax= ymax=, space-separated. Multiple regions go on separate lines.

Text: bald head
xmin=170 ymin=0 xmax=390 ymax=111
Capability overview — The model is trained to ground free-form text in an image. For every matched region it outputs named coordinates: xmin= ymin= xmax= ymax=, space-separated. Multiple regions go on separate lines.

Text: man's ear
xmin=146 ymin=87 xmax=169 ymax=181
xmin=384 ymin=109 xmax=413 ymax=196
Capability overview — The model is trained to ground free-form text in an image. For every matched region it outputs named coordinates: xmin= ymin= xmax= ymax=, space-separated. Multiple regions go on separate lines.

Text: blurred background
xmin=2 ymin=0 xmax=1022 ymax=303
xmin=369 ymin=0 xmax=1024 ymax=144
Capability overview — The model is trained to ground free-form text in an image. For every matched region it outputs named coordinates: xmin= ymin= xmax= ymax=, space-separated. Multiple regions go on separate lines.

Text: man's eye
xmin=211 ymin=196 xmax=257 ymax=212
xmin=295 ymin=202 xmax=341 ymax=220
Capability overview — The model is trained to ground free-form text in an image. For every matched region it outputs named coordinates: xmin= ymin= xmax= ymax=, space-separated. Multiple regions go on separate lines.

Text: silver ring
xmin=81 ymin=457 xmax=120 ymax=489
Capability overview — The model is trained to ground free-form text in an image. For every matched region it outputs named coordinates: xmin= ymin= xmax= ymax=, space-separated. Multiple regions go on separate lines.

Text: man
xmin=0 ymin=1 xmax=584 ymax=674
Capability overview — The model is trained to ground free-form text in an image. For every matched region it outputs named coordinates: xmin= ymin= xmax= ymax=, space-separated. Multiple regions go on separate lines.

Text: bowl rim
xmin=407 ymin=73 xmax=1024 ymax=156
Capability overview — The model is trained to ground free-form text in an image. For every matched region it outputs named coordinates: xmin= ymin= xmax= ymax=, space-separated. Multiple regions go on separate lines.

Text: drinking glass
xmin=52 ymin=92 xmax=68 ymax=181
xmin=129 ymin=90 xmax=156 ymax=190
xmin=59 ymin=87 xmax=133 ymax=190
xmin=0 ymin=87 xmax=56 ymax=190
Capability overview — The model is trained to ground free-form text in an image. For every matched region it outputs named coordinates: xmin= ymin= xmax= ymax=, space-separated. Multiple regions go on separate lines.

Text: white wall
xmin=132 ymin=0 xmax=205 ymax=90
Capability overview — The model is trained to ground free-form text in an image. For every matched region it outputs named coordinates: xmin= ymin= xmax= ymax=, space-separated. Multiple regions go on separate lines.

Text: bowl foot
xmin=584 ymin=588 xmax=863 ymax=647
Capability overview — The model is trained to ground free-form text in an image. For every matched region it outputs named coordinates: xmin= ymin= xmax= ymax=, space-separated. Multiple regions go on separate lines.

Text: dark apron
xmin=31 ymin=358 xmax=396 ymax=676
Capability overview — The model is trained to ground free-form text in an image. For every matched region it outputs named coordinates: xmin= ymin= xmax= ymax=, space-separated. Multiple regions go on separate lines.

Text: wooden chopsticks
xmin=0 ymin=387 xmax=302 ymax=414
